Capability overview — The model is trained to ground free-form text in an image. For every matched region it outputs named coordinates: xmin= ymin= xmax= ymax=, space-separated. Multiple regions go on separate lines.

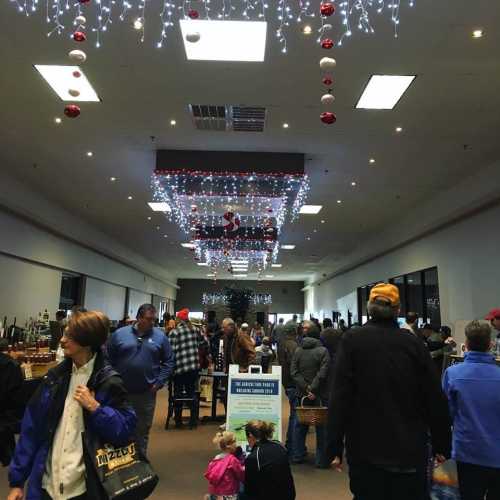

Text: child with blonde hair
xmin=204 ymin=431 xmax=245 ymax=500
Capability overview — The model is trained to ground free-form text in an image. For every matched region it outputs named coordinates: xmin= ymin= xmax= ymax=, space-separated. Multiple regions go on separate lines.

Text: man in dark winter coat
xmin=291 ymin=324 xmax=329 ymax=467
xmin=8 ymin=311 xmax=136 ymax=500
xmin=0 ymin=349 xmax=23 ymax=467
xmin=277 ymin=322 xmax=299 ymax=454
xmin=327 ymin=283 xmax=452 ymax=500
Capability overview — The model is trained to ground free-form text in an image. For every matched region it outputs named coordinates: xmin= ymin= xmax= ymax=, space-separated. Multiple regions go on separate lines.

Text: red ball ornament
xmin=320 ymin=2 xmax=335 ymax=17
xmin=321 ymin=38 xmax=334 ymax=49
xmin=64 ymin=104 xmax=81 ymax=118
xmin=323 ymin=76 xmax=333 ymax=86
xmin=73 ymin=31 xmax=87 ymax=42
xmin=188 ymin=9 xmax=199 ymax=19
xmin=267 ymin=208 xmax=273 ymax=213
xmin=78 ymin=0 xmax=91 ymax=3
xmin=320 ymin=111 xmax=337 ymax=124
xmin=72 ymin=70 xmax=82 ymax=78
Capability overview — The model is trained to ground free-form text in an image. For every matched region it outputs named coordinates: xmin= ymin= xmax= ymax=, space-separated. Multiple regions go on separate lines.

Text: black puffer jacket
xmin=291 ymin=336 xmax=330 ymax=403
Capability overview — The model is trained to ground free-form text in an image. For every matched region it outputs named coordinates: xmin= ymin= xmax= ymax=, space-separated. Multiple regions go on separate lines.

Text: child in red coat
xmin=204 ymin=431 xmax=245 ymax=500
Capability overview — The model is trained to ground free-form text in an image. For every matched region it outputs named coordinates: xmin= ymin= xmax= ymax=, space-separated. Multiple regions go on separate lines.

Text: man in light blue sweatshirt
xmin=442 ymin=320 xmax=500 ymax=500
xmin=107 ymin=303 xmax=174 ymax=456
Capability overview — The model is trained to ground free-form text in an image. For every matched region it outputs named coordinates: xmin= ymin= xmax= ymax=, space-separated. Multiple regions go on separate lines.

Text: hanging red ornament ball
xmin=321 ymin=38 xmax=334 ymax=49
xmin=78 ymin=0 xmax=91 ymax=3
xmin=320 ymin=2 xmax=335 ymax=17
xmin=323 ymin=76 xmax=333 ymax=86
xmin=73 ymin=70 xmax=82 ymax=78
xmin=267 ymin=208 xmax=273 ymax=213
xmin=320 ymin=111 xmax=337 ymax=124
xmin=64 ymin=104 xmax=81 ymax=118
xmin=188 ymin=9 xmax=199 ymax=19
xmin=73 ymin=31 xmax=87 ymax=42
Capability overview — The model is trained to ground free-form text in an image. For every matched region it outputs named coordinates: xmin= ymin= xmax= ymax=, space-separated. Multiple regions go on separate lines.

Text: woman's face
xmin=60 ymin=329 xmax=87 ymax=359
xmin=247 ymin=434 xmax=257 ymax=449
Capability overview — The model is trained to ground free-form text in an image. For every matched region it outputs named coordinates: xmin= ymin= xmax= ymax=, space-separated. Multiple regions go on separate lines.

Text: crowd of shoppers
xmin=3 ymin=296 xmax=500 ymax=500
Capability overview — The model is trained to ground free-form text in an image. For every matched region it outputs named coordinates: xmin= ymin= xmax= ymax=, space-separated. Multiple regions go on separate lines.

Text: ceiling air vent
xmin=189 ymin=105 xmax=266 ymax=132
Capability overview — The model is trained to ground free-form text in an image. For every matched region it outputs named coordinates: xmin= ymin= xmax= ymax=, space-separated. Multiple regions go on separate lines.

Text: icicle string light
xmin=11 ymin=0 xmax=415 ymax=49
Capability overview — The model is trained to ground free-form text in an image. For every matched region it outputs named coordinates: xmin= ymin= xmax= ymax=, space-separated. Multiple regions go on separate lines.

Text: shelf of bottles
xmin=0 ymin=309 xmax=58 ymax=379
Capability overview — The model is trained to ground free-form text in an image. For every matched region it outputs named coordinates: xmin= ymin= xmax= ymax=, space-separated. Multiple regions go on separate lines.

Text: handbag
xmin=84 ymin=433 xmax=159 ymax=499
xmin=430 ymin=460 xmax=461 ymax=500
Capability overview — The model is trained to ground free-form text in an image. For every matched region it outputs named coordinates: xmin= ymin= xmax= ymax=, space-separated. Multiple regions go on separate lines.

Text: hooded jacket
xmin=291 ymin=336 xmax=330 ymax=403
xmin=205 ymin=452 xmax=245 ymax=496
xmin=277 ymin=324 xmax=299 ymax=389
xmin=245 ymin=440 xmax=295 ymax=500
xmin=8 ymin=351 xmax=137 ymax=500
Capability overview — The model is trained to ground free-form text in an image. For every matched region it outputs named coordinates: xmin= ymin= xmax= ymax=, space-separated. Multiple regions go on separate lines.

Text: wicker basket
xmin=296 ymin=396 xmax=328 ymax=426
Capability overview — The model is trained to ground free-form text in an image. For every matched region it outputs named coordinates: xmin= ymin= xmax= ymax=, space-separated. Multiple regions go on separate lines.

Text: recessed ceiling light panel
xmin=272 ymin=264 xmax=282 ymax=268
xmin=148 ymin=202 xmax=172 ymax=212
xmin=281 ymin=245 xmax=296 ymax=250
xmin=34 ymin=65 xmax=100 ymax=102
xmin=180 ymin=20 xmax=267 ymax=62
xmin=299 ymin=205 xmax=323 ymax=214
xmin=356 ymin=75 xmax=416 ymax=110
xmin=181 ymin=243 xmax=196 ymax=249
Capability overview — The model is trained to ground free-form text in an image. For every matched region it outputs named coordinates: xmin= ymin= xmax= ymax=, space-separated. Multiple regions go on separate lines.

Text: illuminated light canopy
xmin=152 ymin=168 xmax=309 ymax=272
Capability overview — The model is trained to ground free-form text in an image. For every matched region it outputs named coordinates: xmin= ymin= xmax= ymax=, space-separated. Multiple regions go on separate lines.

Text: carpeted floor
xmin=0 ymin=390 xmax=351 ymax=499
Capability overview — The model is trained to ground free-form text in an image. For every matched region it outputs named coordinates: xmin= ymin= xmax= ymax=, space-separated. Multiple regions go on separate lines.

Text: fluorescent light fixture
xmin=231 ymin=260 xmax=249 ymax=265
xmin=283 ymin=123 xmax=289 ymax=129
xmin=299 ymin=205 xmax=323 ymax=215
xmin=337 ymin=200 xmax=342 ymax=204
xmin=54 ymin=117 xmax=62 ymax=124
xmin=110 ymin=177 xmax=117 ymax=182
xmin=207 ymin=273 xmax=216 ymax=277
xmin=265 ymin=275 xmax=274 ymax=278
xmin=234 ymin=274 xmax=248 ymax=278
xmin=281 ymin=245 xmax=296 ymax=250
xmin=272 ymin=264 xmax=282 ymax=268
xmin=148 ymin=202 xmax=171 ymax=212
xmin=127 ymin=196 xmax=133 ymax=200
xmin=181 ymin=243 xmax=196 ymax=249
xmin=356 ymin=75 xmax=416 ymax=110
xmin=170 ymin=119 xmax=177 ymax=126
xmin=395 ymin=126 xmax=403 ymax=133
xmin=197 ymin=262 xmax=208 ymax=266
xmin=472 ymin=29 xmax=483 ymax=38
xmin=34 ymin=65 xmax=100 ymax=102
xmin=180 ymin=20 xmax=267 ymax=62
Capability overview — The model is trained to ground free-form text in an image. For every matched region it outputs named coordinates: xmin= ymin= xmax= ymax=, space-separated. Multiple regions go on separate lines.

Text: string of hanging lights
xmin=202 ymin=292 xmax=272 ymax=305
xmin=151 ymin=168 xmax=309 ymax=273
xmin=8 ymin=0 xmax=415 ymax=50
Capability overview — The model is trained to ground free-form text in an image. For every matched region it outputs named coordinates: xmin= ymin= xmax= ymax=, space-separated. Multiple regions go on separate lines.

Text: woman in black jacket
xmin=244 ymin=420 xmax=296 ymax=500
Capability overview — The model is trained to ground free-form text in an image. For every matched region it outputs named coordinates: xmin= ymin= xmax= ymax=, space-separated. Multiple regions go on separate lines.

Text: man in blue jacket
xmin=107 ymin=303 xmax=174 ymax=456
xmin=442 ymin=320 xmax=500 ymax=500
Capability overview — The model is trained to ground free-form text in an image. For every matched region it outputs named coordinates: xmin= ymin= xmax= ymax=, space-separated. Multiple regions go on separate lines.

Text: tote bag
xmin=84 ymin=434 xmax=159 ymax=500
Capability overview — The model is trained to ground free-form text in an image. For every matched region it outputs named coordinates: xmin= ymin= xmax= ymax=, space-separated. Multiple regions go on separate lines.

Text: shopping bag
xmin=84 ymin=433 xmax=159 ymax=499
xmin=430 ymin=460 xmax=461 ymax=500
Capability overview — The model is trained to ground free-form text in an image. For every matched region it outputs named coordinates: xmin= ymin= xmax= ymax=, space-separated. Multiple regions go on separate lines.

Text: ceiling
xmin=1 ymin=0 xmax=499 ymax=282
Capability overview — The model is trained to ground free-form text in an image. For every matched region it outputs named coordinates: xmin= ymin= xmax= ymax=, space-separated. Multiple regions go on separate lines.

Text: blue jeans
xmin=292 ymin=414 xmax=327 ymax=466
xmin=285 ymin=388 xmax=297 ymax=453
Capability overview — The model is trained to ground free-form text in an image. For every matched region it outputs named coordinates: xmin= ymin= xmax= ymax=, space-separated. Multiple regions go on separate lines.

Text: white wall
xmin=0 ymin=253 xmax=62 ymax=325
xmin=128 ymin=289 xmax=153 ymax=318
xmin=84 ymin=278 xmax=127 ymax=321
xmin=305 ymin=203 xmax=500 ymax=344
